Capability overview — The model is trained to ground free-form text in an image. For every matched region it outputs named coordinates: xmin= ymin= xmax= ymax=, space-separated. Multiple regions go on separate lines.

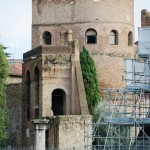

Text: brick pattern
xmin=6 ymin=83 xmax=22 ymax=146
xmin=22 ymin=41 xmax=89 ymax=146
xmin=32 ymin=0 xmax=135 ymax=90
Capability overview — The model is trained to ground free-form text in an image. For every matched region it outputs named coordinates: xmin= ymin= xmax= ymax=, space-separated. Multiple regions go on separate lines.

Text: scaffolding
xmin=84 ymin=88 xmax=150 ymax=149
xmin=84 ymin=27 xmax=150 ymax=150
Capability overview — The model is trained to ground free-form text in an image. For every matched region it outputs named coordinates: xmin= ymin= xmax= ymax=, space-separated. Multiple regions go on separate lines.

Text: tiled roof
xmin=9 ymin=63 xmax=22 ymax=77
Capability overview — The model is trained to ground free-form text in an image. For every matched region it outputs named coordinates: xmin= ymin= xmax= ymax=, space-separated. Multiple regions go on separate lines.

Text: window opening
xmin=128 ymin=31 xmax=133 ymax=46
xmin=109 ymin=30 xmax=118 ymax=45
xmin=43 ymin=31 xmax=51 ymax=45
xmin=86 ymin=29 xmax=97 ymax=44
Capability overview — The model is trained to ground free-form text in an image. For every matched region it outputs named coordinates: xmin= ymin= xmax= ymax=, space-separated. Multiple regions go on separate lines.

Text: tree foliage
xmin=80 ymin=46 xmax=100 ymax=114
xmin=0 ymin=44 xmax=8 ymax=146
xmin=93 ymin=101 xmax=130 ymax=148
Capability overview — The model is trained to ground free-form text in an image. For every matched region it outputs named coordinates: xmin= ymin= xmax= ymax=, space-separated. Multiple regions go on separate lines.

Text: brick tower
xmin=21 ymin=0 xmax=135 ymax=147
xmin=32 ymin=0 xmax=135 ymax=90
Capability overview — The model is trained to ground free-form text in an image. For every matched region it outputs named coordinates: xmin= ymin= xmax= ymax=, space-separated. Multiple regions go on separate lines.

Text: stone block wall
xmin=48 ymin=115 xmax=92 ymax=149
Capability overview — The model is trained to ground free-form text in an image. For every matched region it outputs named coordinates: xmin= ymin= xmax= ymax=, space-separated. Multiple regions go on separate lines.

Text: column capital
xmin=33 ymin=119 xmax=49 ymax=130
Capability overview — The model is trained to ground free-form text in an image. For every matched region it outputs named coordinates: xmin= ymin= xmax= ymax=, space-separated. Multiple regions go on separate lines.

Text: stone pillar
xmin=33 ymin=119 xmax=49 ymax=150
xmin=60 ymin=30 xmax=73 ymax=45
xmin=60 ymin=31 xmax=66 ymax=45
xmin=67 ymin=30 xmax=73 ymax=42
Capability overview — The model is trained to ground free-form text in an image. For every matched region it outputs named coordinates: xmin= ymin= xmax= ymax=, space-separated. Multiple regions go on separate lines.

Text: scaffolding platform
xmin=84 ymin=29 xmax=150 ymax=149
xmin=125 ymin=86 xmax=150 ymax=92
xmin=105 ymin=118 xmax=150 ymax=125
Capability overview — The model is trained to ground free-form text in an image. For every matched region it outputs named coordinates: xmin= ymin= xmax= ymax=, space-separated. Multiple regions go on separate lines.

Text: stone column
xmin=60 ymin=31 xmax=66 ymax=45
xmin=33 ymin=119 xmax=49 ymax=150
xmin=67 ymin=30 xmax=73 ymax=42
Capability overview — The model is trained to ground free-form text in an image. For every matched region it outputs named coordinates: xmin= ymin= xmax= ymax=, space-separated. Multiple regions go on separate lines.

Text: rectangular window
xmin=109 ymin=35 xmax=115 ymax=45
xmin=87 ymin=36 xmax=96 ymax=44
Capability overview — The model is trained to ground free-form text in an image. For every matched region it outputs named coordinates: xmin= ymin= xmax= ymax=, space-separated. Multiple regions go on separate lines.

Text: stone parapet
xmin=48 ymin=115 xmax=92 ymax=149
xmin=23 ymin=45 xmax=72 ymax=60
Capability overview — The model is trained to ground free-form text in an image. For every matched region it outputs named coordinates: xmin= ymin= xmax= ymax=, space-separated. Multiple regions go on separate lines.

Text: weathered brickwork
xmin=32 ymin=0 xmax=135 ymax=90
xmin=141 ymin=9 xmax=150 ymax=27
xmin=6 ymin=76 xmax=22 ymax=84
xmin=22 ymin=41 xmax=89 ymax=146
xmin=7 ymin=0 xmax=136 ymax=147
xmin=6 ymin=83 xmax=22 ymax=146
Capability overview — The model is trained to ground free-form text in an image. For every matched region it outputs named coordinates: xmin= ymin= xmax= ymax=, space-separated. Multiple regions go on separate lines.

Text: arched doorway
xmin=51 ymin=89 xmax=66 ymax=115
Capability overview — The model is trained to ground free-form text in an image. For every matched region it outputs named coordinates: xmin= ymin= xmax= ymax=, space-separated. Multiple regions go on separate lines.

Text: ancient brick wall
xmin=6 ymin=76 xmax=22 ymax=84
xmin=22 ymin=56 xmax=42 ymax=146
xmin=21 ymin=0 xmax=135 ymax=146
xmin=22 ymin=41 xmax=89 ymax=146
xmin=141 ymin=9 xmax=150 ymax=27
xmin=32 ymin=0 xmax=135 ymax=90
xmin=32 ymin=0 xmax=134 ymax=48
xmin=6 ymin=83 xmax=22 ymax=146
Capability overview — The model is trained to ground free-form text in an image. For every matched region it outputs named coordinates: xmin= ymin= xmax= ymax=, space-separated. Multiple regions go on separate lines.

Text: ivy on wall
xmin=80 ymin=46 xmax=100 ymax=114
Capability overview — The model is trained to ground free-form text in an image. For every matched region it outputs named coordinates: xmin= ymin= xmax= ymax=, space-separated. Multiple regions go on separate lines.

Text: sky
xmin=0 ymin=0 xmax=150 ymax=59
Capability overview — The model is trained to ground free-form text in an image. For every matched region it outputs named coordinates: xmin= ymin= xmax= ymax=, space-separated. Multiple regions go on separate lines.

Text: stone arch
xmin=128 ymin=31 xmax=133 ymax=46
xmin=51 ymin=89 xmax=66 ymax=115
xmin=26 ymin=70 xmax=31 ymax=119
xmin=43 ymin=31 xmax=52 ymax=45
xmin=34 ymin=66 xmax=40 ymax=119
xmin=85 ymin=28 xmax=97 ymax=44
xmin=109 ymin=30 xmax=119 ymax=45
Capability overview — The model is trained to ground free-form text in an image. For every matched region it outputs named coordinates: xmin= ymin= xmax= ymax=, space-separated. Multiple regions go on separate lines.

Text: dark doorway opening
xmin=52 ymin=89 xmax=65 ymax=115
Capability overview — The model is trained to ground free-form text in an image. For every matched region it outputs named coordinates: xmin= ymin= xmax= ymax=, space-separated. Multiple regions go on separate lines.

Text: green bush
xmin=93 ymin=101 xmax=131 ymax=149
xmin=80 ymin=46 xmax=100 ymax=114
xmin=0 ymin=44 xmax=8 ymax=146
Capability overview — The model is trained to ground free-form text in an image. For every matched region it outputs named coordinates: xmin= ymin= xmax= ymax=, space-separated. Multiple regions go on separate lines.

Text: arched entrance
xmin=51 ymin=89 xmax=66 ymax=115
